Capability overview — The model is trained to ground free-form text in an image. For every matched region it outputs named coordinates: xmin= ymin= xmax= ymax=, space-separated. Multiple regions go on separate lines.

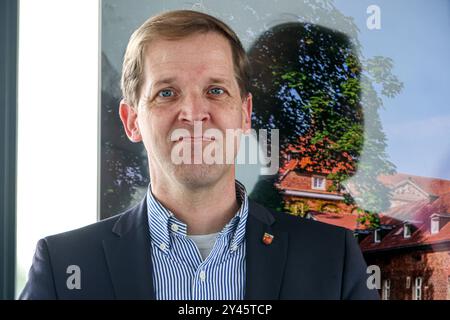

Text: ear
xmin=119 ymin=99 xmax=142 ymax=142
xmin=241 ymin=93 xmax=253 ymax=134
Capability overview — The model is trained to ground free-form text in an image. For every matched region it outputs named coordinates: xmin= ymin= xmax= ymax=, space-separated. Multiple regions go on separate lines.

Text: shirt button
xmin=171 ymin=224 xmax=179 ymax=232
xmin=231 ymin=244 xmax=238 ymax=252
xmin=199 ymin=271 xmax=206 ymax=281
xmin=159 ymin=243 xmax=167 ymax=251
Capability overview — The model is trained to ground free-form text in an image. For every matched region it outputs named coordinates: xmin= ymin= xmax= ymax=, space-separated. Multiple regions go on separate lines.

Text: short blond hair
xmin=120 ymin=10 xmax=251 ymax=108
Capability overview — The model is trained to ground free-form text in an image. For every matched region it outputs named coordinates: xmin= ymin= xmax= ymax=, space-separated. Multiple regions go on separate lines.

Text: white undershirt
xmin=187 ymin=232 xmax=220 ymax=261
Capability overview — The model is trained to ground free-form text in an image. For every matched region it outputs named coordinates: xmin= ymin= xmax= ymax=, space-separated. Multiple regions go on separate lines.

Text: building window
xmin=382 ymin=279 xmax=391 ymax=300
xmin=374 ymin=229 xmax=381 ymax=243
xmin=413 ymin=277 xmax=422 ymax=300
xmin=403 ymin=223 xmax=411 ymax=238
xmin=447 ymin=276 xmax=450 ymax=300
xmin=312 ymin=176 xmax=326 ymax=190
xmin=431 ymin=217 xmax=439 ymax=234
xmin=288 ymin=201 xmax=305 ymax=217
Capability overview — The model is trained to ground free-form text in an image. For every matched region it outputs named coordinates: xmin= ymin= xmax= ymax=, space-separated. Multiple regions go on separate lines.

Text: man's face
xmin=121 ymin=32 xmax=252 ymax=189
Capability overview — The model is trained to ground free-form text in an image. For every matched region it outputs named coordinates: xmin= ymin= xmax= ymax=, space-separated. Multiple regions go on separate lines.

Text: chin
xmin=172 ymin=163 xmax=231 ymax=189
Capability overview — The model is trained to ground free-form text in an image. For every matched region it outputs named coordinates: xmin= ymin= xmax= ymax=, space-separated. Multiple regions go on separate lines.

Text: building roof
xmin=276 ymin=169 xmax=341 ymax=195
xmin=279 ymin=169 xmax=450 ymax=252
xmin=378 ymin=173 xmax=450 ymax=196
xmin=309 ymin=192 xmax=450 ymax=252
xmin=359 ymin=192 xmax=450 ymax=252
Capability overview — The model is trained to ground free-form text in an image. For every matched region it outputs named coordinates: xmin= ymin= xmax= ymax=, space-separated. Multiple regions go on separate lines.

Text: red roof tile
xmin=279 ymin=170 xmax=450 ymax=252
xmin=310 ymin=211 xmax=364 ymax=230
xmin=360 ymin=192 xmax=450 ymax=252
xmin=378 ymin=173 xmax=450 ymax=196
xmin=308 ymin=192 xmax=450 ymax=252
xmin=277 ymin=170 xmax=341 ymax=195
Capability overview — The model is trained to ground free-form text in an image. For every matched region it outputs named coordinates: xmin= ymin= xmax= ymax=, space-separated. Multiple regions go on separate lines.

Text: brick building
xmin=275 ymin=159 xmax=357 ymax=216
xmin=359 ymin=192 xmax=450 ymax=300
xmin=278 ymin=168 xmax=450 ymax=300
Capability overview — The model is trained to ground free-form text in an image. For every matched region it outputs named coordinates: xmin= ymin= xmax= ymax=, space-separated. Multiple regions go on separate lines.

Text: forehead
xmin=144 ymin=32 xmax=235 ymax=81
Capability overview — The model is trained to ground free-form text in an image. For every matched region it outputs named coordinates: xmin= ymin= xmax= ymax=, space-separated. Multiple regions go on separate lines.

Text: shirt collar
xmin=146 ymin=180 xmax=249 ymax=254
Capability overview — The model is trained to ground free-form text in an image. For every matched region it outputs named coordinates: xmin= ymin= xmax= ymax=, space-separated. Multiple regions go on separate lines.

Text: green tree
xmin=248 ymin=4 xmax=402 ymax=222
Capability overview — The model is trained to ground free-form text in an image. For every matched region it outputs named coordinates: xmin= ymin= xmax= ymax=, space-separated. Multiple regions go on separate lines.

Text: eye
xmin=208 ymin=87 xmax=225 ymax=95
xmin=158 ymin=89 xmax=175 ymax=98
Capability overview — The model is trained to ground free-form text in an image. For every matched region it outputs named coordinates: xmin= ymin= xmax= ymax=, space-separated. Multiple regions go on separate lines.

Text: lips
xmin=170 ymin=128 xmax=219 ymax=143
xmin=176 ymin=136 xmax=216 ymax=142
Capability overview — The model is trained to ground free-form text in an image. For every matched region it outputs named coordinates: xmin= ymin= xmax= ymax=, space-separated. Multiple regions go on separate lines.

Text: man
xmin=20 ymin=10 xmax=379 ymax=300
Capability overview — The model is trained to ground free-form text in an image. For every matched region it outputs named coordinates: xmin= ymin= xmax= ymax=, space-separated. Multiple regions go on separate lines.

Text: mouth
xmin=174 ymin=136 xmax=216 ymax=142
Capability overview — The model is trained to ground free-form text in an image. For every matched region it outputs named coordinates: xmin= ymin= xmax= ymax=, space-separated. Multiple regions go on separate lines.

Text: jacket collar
xmin=102 ymin=197 xmax=155 ymax=299
xmin=102 ymin=195 xmax=288 ymax=300
xmin=146 ymin=180 xmax=250 ymax=256
xmin=244 ymin=200 xmax=288 ymax=299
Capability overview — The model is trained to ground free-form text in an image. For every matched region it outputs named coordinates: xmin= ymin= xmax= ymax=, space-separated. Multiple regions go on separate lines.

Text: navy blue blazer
xmin=19 ymin=197 xmax=379 ymax=300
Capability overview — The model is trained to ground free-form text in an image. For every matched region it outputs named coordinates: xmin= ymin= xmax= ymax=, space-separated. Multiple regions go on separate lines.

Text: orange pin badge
xmin=262 ymin=232 xmax=274 ymax=245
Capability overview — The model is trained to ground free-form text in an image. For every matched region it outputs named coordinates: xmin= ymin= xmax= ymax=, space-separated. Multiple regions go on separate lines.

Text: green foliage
xmin=248 ymin=4 xmax=403 ymax=219
xmin=356 ymin=208 xmax=381 ymax=229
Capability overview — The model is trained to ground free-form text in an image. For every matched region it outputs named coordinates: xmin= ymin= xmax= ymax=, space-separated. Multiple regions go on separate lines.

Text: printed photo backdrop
xmin=101 ymin=0 xmax=450 ymax=300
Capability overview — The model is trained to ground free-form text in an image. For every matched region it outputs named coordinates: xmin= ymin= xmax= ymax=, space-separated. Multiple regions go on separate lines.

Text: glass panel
xmin=101 ymin=0 xmax=450 ymax=299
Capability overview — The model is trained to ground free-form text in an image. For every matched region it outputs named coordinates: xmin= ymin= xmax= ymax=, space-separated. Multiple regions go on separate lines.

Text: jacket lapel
xmin=102 ymin=196 xmax=288 ymax=299
xmin=245 ymin=200 xmax=288 ymax=299
xmin=102 ymin=197 xmax=155 ymax=299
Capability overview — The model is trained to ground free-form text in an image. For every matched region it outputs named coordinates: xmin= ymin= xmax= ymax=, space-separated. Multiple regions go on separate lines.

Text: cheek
xmin=216 ymin=98 xmax=244 ymax=122
xmin=136 ymin=111 xmax=155 ymax=142
xmin=138 ymin=111 xmax=172 ymax=146
xmin=136 ymin=111 xmax=150 ymax=135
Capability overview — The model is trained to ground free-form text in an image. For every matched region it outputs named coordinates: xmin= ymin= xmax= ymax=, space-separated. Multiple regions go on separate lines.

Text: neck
xmin=150 ymin=169 xmax=240 ymax=235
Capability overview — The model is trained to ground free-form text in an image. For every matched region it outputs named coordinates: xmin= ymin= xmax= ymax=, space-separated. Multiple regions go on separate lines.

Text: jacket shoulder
xmin=43 ymin=202 xmax=140 ymax=254
xmin=20 ymin=203 xmax=144 ymax=299
xmin=45 ymin=213 xmax=120 ymax=247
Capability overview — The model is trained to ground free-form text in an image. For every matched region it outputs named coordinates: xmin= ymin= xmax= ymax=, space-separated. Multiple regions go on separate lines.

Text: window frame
xmin=403 ymin=223 xmax=411 ymax=238
xmin=413 ymin=277 xmax=423 ymax=300
xmin=431 ymin=217 xmax=439 ymax=234
xmin=0 ymin=0 xmax=18 ymax=300
xmin=447 ymin=276 xmax=450 ymax=300
xmin=382 ymin=279 xmax=391 ymax=300
xmin=374 ymin=229 xmax=381 ymax=243
xmin=312 ymin=175 xmax=326 ymax=190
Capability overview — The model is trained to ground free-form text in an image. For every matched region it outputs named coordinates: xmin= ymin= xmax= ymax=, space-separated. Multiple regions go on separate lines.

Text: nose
xmin=178 ymin=92 xmax=211 ymax=125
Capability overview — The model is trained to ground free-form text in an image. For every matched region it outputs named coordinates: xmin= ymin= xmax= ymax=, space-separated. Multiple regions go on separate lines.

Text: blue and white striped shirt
xmin=146 ymin=180 xmax=249 ymax=300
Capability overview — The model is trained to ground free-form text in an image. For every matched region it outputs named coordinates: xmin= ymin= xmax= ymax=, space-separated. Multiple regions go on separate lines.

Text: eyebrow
xmin=152 ymin=77 xmax=177 ymax=89
xmin=208 ymin=77 xmax=232 ymax=87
